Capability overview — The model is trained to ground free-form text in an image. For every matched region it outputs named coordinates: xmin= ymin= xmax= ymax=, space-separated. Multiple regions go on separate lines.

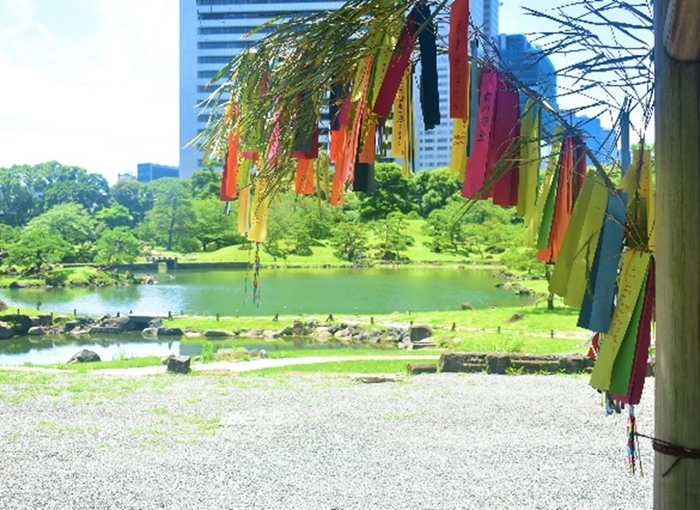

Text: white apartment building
xmin=179 ymin=0 xmax=344 ymax=179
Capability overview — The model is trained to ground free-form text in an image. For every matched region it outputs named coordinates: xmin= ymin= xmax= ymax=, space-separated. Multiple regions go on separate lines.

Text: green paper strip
xmin=609 ymin=271 xmax=648 ymax=396
xmin=536 ymin=165 xmax=559 ymax=250
xmin=590 ymin=250 xmax=651 ymax=391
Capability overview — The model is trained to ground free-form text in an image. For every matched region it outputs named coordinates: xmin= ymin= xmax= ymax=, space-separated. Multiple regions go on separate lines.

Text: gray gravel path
xmin=0 ymin=371 xmax=653 ymax=509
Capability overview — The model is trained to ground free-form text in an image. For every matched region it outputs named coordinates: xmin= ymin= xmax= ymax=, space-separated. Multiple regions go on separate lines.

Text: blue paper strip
xmin=577 ymin=192 xmax=626 ymax=332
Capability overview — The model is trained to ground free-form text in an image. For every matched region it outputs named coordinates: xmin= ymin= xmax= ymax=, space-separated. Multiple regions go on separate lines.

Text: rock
xmin=409 ymin=324 xmax=433 ymax=343
xmin=505 ymin=312 xmax=524 ymax=323
xmin=36 ymin=314 xmax=53 ymax=326
xmin=349 ymin=374 xmax=404 ymax=383
xmin=27 ymin=326 xmax=45 ymax=336
xmin=278 ymin=326 xmax=294 ymax=336
xmin=0 ymin=321 xmax=13 ymax=340
xmin=67 ymin=349 xmax=101 ymax=364
xmin=167 ymin=355 xmax=191 ymax=374
xmin=0 ymin=299 xmax=6 ymax=312
xmin=63 ymin=320 xmax=80 ymax=332
xmin=461 ymin=302 xmax=475 ymax=310
xmin=96 ymin=315 xmax=136 ymax=333
xmin=142 ymin=327 xmax=158 ymax=337
xmin=315 ymin=327 xmax=332 ymax=341
xmin=407 ymin=363 xmax=438 ymax=375
xmin=412 ymin=338 xmax=437 ymax=349
xmin=203 ymin=329 xmax=234 ymax=338
xmin=161 ymin=353 xmax=176 ymax=365
xmin=0 ymin=314 xmax=33 ymax=335
xmin=89 ymin=327 xmax=123 ymax=334
xmin=439 ymin=353 xmax=488 ymax=373
xmin=157 ymin=327 xmax=184 ymax=336
xmin=8 ymin=281 xmax=26 ymax=289
xmin=241 ymin=328 xmax=263 ymax=337
xmin=292 ymin=319 xmax=312 ymax=336
xmin=263 ymin=330 xmax=277 ymax=339
xmin=259 ymin=349 xmax=268 ymax=359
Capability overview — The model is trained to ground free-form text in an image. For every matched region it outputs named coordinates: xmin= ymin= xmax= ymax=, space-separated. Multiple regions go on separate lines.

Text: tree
xmin=331 ymin=222 xmax=368 ymax=262
xmin=25 ymin=203 xmax=97 ymax=245
xmin=191 ymin=197 xmax=243 ymax=250
xmin=111 ymin=179 xmax=153 ymax=226
xmin=140 ymin=178 xmax=197 ymax=252
xmin=40 ymin=162 xmax=110 ymax=212
xmin=423 ymin=200 xmax=469 ymax=254
xmin=357 ymin=163 xmax=417 ymax=221
xmin=95 ymin=203 xmax=134 ymax=230
xmin=190 ymin=164 xmax=222 ymax=198
xmin=371 ymin=213 xmax=414 ymax=261
xmin=95 ymin=228 xmax=142 ymax=267
xmin=0 ymin=165 xmax=44 ymax=226
xmin=6 ymin=228 xmax=71 ymax=274
xmin=412 ymin=167 xmax=462 ymax=217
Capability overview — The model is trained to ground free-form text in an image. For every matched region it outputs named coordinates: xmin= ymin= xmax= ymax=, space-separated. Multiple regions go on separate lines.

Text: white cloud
xmin=0 ymin=0 xmax=179 ymax=183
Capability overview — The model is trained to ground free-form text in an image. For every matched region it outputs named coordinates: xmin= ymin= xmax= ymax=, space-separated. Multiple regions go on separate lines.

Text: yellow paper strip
xmin=450 ymin=119 xmax=468 ymax=178
xmin=247 ymin=178 xmax=270 ymax=243
xmin=237 ymin=186 xmax=251 ymax=235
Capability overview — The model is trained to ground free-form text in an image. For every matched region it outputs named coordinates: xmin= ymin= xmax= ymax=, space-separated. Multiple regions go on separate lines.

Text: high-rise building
xmin=179 ymin=0 xmax=345 ymax=179
xmin=137 ymin=163 xmax=180 ymax=183
xmin=414 ymin=0 xmax=499 ymax=171
xmin=498 ymin=34 xmax=559 ymax=134
xmin=573 ymin=115 xmax=617 ymax=166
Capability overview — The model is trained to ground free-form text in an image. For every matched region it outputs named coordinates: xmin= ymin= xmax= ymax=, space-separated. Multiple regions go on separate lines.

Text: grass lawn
xmin=238 ymin=358 xmax=438 ymax=377
xmin=23 ymin=356 xmax=163 ymax=372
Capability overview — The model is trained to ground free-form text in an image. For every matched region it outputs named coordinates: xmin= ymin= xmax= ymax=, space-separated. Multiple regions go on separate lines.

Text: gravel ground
xmin=0 ymin=371 xmax=654 ymax=509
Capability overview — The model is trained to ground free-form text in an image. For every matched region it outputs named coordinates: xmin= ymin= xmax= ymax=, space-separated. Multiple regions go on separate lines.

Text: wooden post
xmin=655 ymin=0 xmax=700 ymax=506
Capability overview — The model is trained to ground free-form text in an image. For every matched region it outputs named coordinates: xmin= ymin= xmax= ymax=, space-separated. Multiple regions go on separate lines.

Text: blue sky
xmin=0 ymin=0 xmax=651 ymax=182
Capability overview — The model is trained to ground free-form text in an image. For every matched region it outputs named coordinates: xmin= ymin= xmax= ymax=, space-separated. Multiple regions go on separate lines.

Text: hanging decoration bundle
xmin=194 ymin=0 xmax=657 ymax=464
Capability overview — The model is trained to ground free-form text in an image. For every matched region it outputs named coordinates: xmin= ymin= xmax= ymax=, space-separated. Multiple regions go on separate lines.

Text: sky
xmin=0 ymin=0 xmax=652 ymax=183
xmin=0 ymin=0 xmax=178 ymax=183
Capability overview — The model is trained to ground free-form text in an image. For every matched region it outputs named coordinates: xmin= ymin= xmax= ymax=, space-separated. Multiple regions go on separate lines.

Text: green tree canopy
xmin=25 ymin=203 xmax=97 ymax=245
xmin=95 ymin=203 xmax=134 ymax=230
xmin=140 ymin=178 xmax=197 ymax=251
xmin=95 ymin=227 xmax=142 ymax=267
xmin=411 ymin=168 xmax=463 ymax=218
xmin=6 ymin=228 xmax=72 ymax=274
xmin=110 ymin=179 xmax=153 ymax=225
xmin=357 ymin=163 xmax=418 ymax=221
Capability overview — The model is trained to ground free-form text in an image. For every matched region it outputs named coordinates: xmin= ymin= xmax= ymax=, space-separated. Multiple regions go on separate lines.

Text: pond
xmin=2 ymin=267 xmax=527 ymax=317
xmin=0 ymin=333 xmax=370 ymax=366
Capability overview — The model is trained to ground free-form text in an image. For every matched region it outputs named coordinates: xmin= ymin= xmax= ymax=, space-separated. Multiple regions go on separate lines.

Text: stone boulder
xmin=409 ymin=324 xmax=433 ymax=343
xmin=167 ymin=355 xmax=191 ymax=374
xmin=36 ymin=314 xmax=53 ymax=326
xmin=27 ymin=326 xmax=45 ymax=336
xmin=0 ymin=314 xmax=33 ymax=335
xmin=142 ymin=327 xmax=158 ymax=337
xmin=157 ymin=327 xmax=184 ymax=336
xmin=161 ymin=353 xmax=176 ymax=365
xmin=292 ymin=320 xmax=313 ymax=336
xmin=67 ymin=349 xmax=101 ymax=364
xmin=0 ymin=321 xmax=13 ymax=340
xmin=90 ymin=315 xmax=137 ymax=334
xmin=204 ymin=329 xmax=234 ymax=338
xmin=461 ymin=302 xmax=475 ymax=310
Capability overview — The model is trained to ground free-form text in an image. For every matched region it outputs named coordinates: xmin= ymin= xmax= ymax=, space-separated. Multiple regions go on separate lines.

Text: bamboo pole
xmin=655 ymin=0 xmax=700 ymax=506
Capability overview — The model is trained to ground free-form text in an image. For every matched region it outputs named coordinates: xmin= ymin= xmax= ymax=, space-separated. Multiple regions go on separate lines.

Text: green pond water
xmin=3 ymin=267 xmax=525 ymax=317
xmin=0 ymin=267 xmax=528 ymax=365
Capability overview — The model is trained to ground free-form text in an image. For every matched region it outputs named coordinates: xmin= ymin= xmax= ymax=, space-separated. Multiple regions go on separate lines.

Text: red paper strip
xmin=372 ymin=8 xmax=419 ymax=118
xmin=538 ymin=137 xmax=575 ymax=262
xmin=358 ymin=123 xmax=376 ymax=164
xmin=488 ymin=77 xmax=521 ymax=206
xmin=449 ymin=0 xmax=470 ymax=119
xmin=462 ymin=68 xmax=498 ymax=198
xmin=295 ymin=159 xmax=315 ymax=195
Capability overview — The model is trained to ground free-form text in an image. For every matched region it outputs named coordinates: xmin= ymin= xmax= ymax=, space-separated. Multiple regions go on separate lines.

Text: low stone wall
xmin=439 ymin=352 xmax=656 ymax=376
